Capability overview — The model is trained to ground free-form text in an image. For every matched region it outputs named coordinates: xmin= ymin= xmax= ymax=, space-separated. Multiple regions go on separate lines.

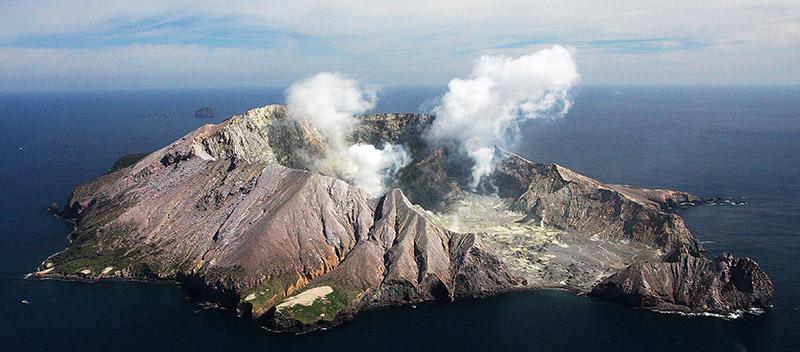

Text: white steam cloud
xmin=286 ymin=72 xmax=377 ymax=143
xmin=286 ymin=72 xmax=411 ymax=197
xmin=427 ymin=45 xmax=579 ymax=188
xmin=346 ymin=143 xmax=411 ymax=197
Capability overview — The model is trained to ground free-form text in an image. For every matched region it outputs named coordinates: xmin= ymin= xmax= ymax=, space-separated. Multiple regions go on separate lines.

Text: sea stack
xmin=194 ymin=107 xmax=215 ymax=118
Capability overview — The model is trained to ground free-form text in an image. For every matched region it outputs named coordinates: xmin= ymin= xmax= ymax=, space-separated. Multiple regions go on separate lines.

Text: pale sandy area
xmin=276 ymin=286 xmax=333 ymax=309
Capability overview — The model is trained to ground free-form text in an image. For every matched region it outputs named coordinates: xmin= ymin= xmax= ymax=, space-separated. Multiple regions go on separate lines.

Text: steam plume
xmin=346 ymin=143 xmax=411 ymax=197
xmin=286 ymin=72 xmax=377 ymax=142
xmin=427 ymin=46 xmax=579 ymax=188
xmin=286 ymin=72 xmax=410 ymax=197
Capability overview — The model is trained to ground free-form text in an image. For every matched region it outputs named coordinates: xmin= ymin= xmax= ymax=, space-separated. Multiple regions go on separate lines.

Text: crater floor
xmin=433 ymin=193 xmax=660 ymax=292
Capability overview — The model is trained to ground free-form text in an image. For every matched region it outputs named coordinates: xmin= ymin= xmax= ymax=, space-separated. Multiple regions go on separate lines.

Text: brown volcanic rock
xmin=352 ymin=113 xmax=433 ymax=154
xmin=606 ymin=184 xmax=701 ymax=210
xmin=264 ymin=189 xmax=522 ymax=332
xmin=396 ymin=149 xmax=467 ymax=211
xmin=496 ymin=154 xmax=701 ymax=255
xmin=264 ymin=188 xmax=524 ymax=333
xmin=364 ymin=189 xmax=521 ymax=304
xmin=54 ymin=106 xmax=361 ymax=285
xmin=590 ymin=252 xmax=774 ymax=315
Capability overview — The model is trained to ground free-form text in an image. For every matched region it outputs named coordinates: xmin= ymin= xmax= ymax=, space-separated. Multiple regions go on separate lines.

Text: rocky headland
xmin=34 ymin=105 xmax=773 ymax=333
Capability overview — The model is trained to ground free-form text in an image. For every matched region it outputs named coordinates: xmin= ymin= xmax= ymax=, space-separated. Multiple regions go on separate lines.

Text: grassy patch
xmin=48 ymin=242 xmax=138 ymax=275
xmin=49 ymin=245 xmax=115 ymax=273
xmin=241 ymin=275 xmax=293 ymax=316
xmin=46 ymin=225 xmax=147 ymax=276
xmin=278 ymin=284 xmax=361 ymax=324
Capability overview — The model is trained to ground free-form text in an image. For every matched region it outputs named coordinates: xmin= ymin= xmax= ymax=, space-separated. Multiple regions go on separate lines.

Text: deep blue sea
xmin=1 ymin=86 xmax=798 ymax=351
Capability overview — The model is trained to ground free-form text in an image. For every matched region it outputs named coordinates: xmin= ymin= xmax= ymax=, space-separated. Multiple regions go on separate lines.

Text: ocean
xmin=1 ymin=86 xmax=798 ymax=351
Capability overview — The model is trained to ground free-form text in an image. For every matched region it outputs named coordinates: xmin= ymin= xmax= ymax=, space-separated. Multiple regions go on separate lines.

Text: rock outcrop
xmin=497 ymin=156 xmax=701 ymax=255
xmin=36 ymin=104 xmax=773 ymax=332
xmin=194 ymin=107 xmax=215 ymax=119
xmin=590 ymin=252 xmax=773 ymax=315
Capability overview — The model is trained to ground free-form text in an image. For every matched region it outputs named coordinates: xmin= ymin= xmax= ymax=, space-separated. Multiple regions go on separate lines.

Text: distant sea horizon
xmin=2 ymin=83 xmax=799 ymax=95
xmin=1 ymin=85 xmax=798 ymax=351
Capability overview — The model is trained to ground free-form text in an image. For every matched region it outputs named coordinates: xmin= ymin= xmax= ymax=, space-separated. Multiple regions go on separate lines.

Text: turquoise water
xmin=1 ymin=86 xmax=798 ymax=351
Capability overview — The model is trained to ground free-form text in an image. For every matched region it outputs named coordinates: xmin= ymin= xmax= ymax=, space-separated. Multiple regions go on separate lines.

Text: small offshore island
xmin=33 ymin=105 xmax=774 ymax=333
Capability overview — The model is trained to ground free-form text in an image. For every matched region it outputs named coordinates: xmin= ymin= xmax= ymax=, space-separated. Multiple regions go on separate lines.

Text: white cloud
xmin=0 ymin=1 xmax=799 ymax=90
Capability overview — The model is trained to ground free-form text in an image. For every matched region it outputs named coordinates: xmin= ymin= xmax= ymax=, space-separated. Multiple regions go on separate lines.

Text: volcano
xmin=34 ymin=105 xmax=773 ymax=333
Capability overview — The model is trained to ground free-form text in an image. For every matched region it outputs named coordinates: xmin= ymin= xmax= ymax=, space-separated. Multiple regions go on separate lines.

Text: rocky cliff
xmin=590 ymin=252 xmax=774 ymax=316
xmin=35 ymin=104 xmax=772 ymax=332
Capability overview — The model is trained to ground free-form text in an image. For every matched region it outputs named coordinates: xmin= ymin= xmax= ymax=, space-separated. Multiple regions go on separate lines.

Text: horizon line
xmin=3 ymin=83 xmax=800 ymax=95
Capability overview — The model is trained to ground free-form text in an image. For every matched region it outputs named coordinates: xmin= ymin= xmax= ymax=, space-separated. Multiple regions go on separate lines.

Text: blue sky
xmin=1 ymin=0 xmax=798 ymax=91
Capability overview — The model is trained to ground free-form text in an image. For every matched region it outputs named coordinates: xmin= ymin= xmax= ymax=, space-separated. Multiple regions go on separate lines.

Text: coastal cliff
xmin=35 ymin=105 xmax=773 ymax=332
xmin=591 ymin=252 xmax=774 ymax=316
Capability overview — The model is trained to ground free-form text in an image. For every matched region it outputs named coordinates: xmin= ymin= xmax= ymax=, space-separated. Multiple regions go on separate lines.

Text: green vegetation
xmin=48 ymin=241 xmax=142 ymax=275
xmin=278 ymin=284 xmax=361 ymax=324
xmin=47 ymin=225 xmax=150 ymax=276
xmin=49 ymin=245 xmax=117 ymax=273
xmin=241 ymin=275 xmax=293 ymax=316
